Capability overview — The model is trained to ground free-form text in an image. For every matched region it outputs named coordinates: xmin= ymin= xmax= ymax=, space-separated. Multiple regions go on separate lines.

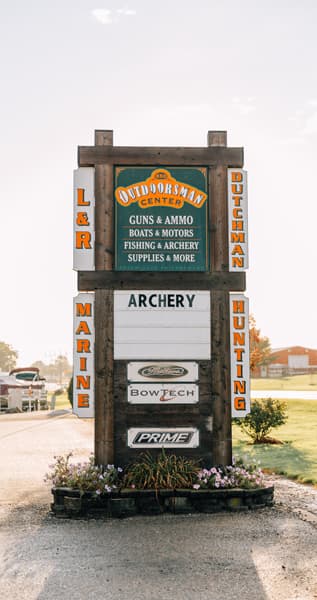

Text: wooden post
xmin=95 ymin=130 xmax=114 ymax=270
xmin=210 ymin=290 xmax=232 ymax=465
xmin=207 ymin=131 xmax=227 ymax=147
xmin=208 ymin=130 xmax=233 ymax=465
xmin=94 ymin=130 xmax=114 ymax=465
xmin=208 ymin=131 xmax=229 ymax=272
xmin=95 ymin=289 xmax=114 ymax=465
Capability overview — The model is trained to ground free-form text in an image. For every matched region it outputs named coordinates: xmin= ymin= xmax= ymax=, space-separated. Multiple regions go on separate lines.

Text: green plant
xmin=233 ymin=399 xmax=317 ymax=484
xmin=193 ymin=458 xmax=265 ymax=490
xmin=123 ymin=450 xmax=200 ymax=490
xmin=234 ymin=398 xmax=288 ymax=444
xmin=44 ymin=452 xmax=123 ymax=495
xmin=67 ymin=376 xmax=73 ymax=407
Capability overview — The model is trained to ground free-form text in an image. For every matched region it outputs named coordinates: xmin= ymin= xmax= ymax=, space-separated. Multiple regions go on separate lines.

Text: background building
xmin=258 ymin=346 xmax=317 ymax=377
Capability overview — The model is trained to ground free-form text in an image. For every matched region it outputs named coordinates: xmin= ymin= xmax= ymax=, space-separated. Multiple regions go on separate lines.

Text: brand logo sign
xmin=138 ymin=365 xmax=188 ymax=378
xmin=115 ymin=169 xmax=207 ymax=209
xmin=128 ymin=383 xmax=199 ymax=404
xmin=230 ymin=293 xmax=250 ymax=417
xmin=128 ymin=428 xmax=199 ymax=448
xmin=128 ymin=362 xmax=198 ymax=382
xmin=228 ymin=169 xmax=248 ymax=271
xmin=73 ymin=293 xmax=95 ymax=418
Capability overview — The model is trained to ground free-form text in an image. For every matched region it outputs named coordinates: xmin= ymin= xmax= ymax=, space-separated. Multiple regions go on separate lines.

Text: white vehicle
xmin=0 ymin=367 xmax=48 ymax=412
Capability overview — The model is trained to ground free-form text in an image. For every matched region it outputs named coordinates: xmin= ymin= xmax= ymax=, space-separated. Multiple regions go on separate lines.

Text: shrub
xmin=192 ymin=458 xmax=265 ymax=490
xmin=44 ymin=452 xmax=123 ymax=495
xmin=234 ymin=398 xmax=288 ymax=443
xmin=67 ymin=376 xmax=73 ymax=407
xmin=123 ymin=450 xmax=200 ymax=490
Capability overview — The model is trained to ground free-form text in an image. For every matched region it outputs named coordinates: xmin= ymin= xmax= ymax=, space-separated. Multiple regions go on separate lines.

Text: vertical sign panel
xmin=73 ymin=293 xmax=95 ymax=418
xmin=73 ymin=167 xmax=95 ymax=271
xmin=230 ymin=293 xmax=250 ymax=417
xmin=114 ymin=167 xmax=209 ymax=271
xmin=228 ymin=169 xmax=248 ymax=271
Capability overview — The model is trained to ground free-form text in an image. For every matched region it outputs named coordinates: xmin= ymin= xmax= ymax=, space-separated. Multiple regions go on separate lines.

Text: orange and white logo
xmin=115 ymin=169 xmax=207 ymax=209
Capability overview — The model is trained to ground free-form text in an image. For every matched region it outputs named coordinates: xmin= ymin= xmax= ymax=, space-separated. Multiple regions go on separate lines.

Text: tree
xmin=54 ymin=355 xmax=72 ymax=385
xmin=0 ymin=341 xmax=18 ymax=371
xmin=249 ymin=315 xmax=272 ymax=373
xmin=31 ymin=355 xmax=72 ymax=384
xmin=31 ymin=360 xmax=46 ymax=372
xmin=234 ymin=398 xmax=288 ymax=444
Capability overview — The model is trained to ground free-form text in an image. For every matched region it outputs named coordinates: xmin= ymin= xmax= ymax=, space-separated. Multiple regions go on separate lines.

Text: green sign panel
xmin=114 ymin=167 xmax=209 ymax=271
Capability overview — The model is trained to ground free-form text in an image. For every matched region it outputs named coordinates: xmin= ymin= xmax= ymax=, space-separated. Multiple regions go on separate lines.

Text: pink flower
xmin=193 ymin=484 xmax=200 ymax=490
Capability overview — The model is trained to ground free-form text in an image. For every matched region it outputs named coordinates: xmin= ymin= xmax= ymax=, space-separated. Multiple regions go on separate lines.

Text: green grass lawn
xmin=233 ymin=399 xmax=317 ymax=485
xmin=48 ymin=391 xmax=72 ymax=410
xmin=47 ymin=390 xmax=317 ymax=485
xmin=251 ymin=373 xmax=317 ymax=391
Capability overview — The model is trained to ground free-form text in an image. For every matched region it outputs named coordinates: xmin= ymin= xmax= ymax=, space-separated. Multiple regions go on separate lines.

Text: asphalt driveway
xmin=0 ymin=411 xmax=316 ymax=600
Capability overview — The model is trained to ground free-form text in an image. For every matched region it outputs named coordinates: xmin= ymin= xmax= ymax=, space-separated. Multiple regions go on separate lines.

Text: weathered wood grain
xmin=94 ymin=130 xmax=113 ymax=270
xmin=78 ymin=270 xmax=246 ymax=291
xmin=94 ymin=289 xmax=114 ymax=464
xmin=78 ymin=145 xmax=243 ymax=167
xmin=209 ymin=131 xmax=231 ymax=271
xmin=209 ymin=164 xmax=229 ymax=270
xmin=207 ymin=131 xmax=227 ymax=147
xmin=210 ymin=290 xmax=232 ymax=465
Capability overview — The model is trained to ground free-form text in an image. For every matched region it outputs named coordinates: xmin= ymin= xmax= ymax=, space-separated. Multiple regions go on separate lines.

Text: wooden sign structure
xmin=74 ymin=129 xmax=249 ymax=468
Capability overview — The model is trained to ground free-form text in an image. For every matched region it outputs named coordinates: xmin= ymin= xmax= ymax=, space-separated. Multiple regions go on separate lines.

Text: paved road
xmin=0 ymin=411 xmax=317 ymax=600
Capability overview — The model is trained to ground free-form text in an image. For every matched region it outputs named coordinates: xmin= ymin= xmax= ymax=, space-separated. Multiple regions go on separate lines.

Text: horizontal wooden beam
xmin=78 ymin=270 xmax=246 ymax=291
xmin=78 ymin=145 xmax=244 ymax=167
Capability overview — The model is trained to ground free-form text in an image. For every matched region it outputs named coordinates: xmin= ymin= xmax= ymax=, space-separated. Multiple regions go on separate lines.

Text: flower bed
xmin=47 ymin=452 xmax=274 ymax=518
xmin=51 ymin=485 xmax=274 ymax=518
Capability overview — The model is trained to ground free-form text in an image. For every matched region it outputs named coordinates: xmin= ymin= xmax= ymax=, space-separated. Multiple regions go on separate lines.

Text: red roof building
xmin=259 ymin=346 xmax=317 ymax=377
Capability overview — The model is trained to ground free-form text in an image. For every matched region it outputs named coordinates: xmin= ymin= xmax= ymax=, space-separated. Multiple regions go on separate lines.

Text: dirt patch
xmin=266 ymin=474 xmax=317 ymax=526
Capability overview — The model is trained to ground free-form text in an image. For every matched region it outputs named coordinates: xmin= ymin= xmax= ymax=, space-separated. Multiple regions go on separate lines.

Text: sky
xmin=1 ymin=0 xmax=317 ymax=366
